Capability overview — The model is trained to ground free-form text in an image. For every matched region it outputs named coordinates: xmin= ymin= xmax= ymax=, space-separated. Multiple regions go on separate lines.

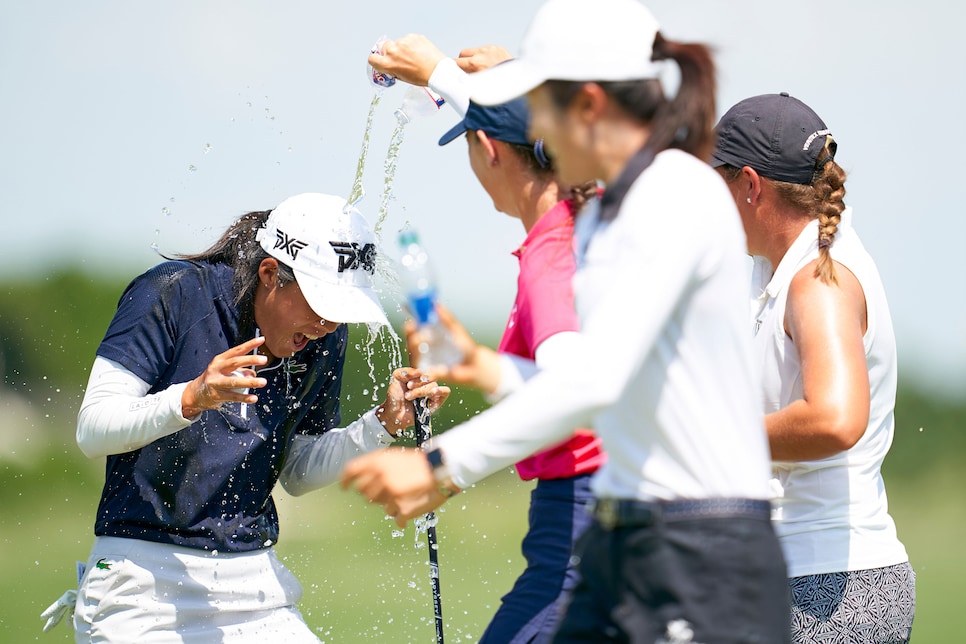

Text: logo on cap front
xmin=329 ymin=241 xmax=376 ymax=273
xmin=273 ymin=229 xmax=309 ymax=261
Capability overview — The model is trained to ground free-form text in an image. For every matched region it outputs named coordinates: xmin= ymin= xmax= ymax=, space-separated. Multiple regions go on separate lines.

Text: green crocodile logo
xmin=95 ymin=558 xmax=112 ymax=571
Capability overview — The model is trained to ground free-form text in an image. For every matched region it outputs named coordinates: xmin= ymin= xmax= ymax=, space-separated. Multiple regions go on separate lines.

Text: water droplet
xmin=204 ymin=143 xmax=212 ymax=154
xmin=161 ymin=207 xmax=171 ymax=216
xmin=188 ymin=164 xmax=197 ymax=173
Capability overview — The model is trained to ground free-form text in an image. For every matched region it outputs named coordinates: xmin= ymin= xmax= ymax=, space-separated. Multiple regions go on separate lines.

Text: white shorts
xmin=74 ymin=536 xmax=320 ymax=643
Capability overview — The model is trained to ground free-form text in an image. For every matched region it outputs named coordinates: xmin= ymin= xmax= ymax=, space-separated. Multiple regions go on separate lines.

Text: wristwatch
xmin=425 ymin=447 xmax=461 ymax=498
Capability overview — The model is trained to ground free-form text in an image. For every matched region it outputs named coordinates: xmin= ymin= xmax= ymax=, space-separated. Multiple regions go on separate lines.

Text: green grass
xmin=0 ymin=449 xmax=533 ymax=643
xmin=886 ymin=465 xmax=966 ymax=642
xmin=2 ymin=384 xmax=962 ymax=642
xmin=5 ymin=456 xmax=963 ymax=642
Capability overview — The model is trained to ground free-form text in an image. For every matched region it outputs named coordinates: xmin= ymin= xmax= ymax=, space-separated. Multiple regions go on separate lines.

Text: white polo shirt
xmin=434 ymin=149 xmax=773 ymax=502
xmin=751 ymin=208 xmax=909 ymax=576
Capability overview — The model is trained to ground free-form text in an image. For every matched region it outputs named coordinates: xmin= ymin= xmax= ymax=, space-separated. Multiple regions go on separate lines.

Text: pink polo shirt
xmin=498 ymin=198 xmax=605 ymax=481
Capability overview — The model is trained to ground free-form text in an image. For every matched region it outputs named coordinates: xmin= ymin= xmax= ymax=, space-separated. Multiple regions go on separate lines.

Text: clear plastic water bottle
xmin=398 ymin=229 xmax=462 ymax=370
xmin=394 ymin=86 xmax=446 ymax=124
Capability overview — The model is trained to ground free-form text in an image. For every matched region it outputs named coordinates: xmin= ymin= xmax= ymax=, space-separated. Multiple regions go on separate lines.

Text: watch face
xmin=426 ymin=447 xmax=445 ymax=470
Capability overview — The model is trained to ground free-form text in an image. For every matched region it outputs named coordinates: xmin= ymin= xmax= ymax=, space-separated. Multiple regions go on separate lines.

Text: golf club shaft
xmin=413 ymin=397 xmax=444 ymax=644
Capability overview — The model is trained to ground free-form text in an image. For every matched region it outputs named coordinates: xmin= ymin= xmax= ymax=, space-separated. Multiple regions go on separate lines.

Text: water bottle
xmin=367 ymin=35 xmax=397 ymax=88
xmin=394 ymin=86 xmax=446 ymax=124
xmin=398 ymin=229 xmax=462 ymax=370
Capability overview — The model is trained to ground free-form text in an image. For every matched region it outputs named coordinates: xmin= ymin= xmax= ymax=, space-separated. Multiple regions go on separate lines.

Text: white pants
xmin=74 ymin=536 xmax=320 ymax=643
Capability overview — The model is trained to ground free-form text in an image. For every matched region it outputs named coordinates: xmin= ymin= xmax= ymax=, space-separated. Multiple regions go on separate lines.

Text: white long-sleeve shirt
xmin=77 ymin=356 xmax=395 ymax=495
xmin=432 ymin=150 xmax=773 ymax=502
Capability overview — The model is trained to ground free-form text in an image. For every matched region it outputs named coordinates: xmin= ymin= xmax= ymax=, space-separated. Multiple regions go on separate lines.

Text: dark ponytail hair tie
xmin=534 ymin=139 xmax=550 ymax=168
xmin=818 ymin=237 xmax=832 ymax=250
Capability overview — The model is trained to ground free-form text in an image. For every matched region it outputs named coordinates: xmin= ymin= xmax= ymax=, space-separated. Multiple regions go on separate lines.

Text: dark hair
xmin=171 ymin=210 xmax=296 ymax=333
xmin=569 ymin=181 xmax=599 ymax=213
xmin=479 ymin=133 xmax=598 ymax=215
xmin=466 ymin=128 xmax=555 ymax=177
xmin=544 ymin=33 xmax=717 ymax=161
xmin=720 ymin=138 xmax=847 ymax=284
xmin=506 ymin=141 xmax=553 ymax=175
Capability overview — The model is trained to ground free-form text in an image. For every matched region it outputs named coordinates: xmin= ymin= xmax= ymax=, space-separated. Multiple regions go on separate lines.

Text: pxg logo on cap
xmin=329 ymin=241 xmax=376 ymax=274
xmin=256 ymin=192 xmax=389 ymax=326
xmin=272 ymin=229 xmax=309 ymax=261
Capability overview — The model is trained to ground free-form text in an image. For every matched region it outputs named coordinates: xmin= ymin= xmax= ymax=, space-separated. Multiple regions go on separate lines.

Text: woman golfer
xmin=72 ymin=192 xmax=448 ymax=642
xmin=712 ymin=93 xmax=916 ymax=642
xmin=343 ymin=0 xmax=790 ymax=642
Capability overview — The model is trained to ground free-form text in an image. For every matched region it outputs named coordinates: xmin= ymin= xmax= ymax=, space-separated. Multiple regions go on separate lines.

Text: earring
xmin=746 ymin=197 xmax=752 ymax=204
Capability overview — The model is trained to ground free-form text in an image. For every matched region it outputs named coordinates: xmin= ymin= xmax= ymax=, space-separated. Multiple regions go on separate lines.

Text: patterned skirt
xmin=789 ymin=562 xmax=915 ymax=643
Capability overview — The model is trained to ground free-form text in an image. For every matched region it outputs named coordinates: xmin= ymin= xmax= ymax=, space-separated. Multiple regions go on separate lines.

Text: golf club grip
xmin=412 ymin=397 xmax=432 ymax=447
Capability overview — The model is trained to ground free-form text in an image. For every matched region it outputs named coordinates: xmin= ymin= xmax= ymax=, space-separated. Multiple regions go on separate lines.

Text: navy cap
xmin=711 ymin=93 xmax=835 ymax=185
xmin=438 ymin=97 xmax=532 ymax=147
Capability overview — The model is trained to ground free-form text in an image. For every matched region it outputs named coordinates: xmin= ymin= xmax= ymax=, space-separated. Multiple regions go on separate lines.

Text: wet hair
xmin=170 ymin=209 xmax=296 ymax=333
xmin=720 ymin=138 xmax=847 ymax=284
xmin=544 ymin=32 xmax=717 ymax=161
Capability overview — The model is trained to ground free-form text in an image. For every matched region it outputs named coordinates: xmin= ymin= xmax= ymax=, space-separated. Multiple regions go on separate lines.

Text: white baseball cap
xmin=255 ymin=193 xmax=389 ymax=326
xmin=469 ymin=0 xmax=663 ymax=107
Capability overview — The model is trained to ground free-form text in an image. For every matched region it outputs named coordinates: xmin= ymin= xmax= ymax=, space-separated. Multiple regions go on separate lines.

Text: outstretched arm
xmin=280 ymin=368 xmax=449 ymax=495
xmin=368 ymin=34 xmax=512 ymax=118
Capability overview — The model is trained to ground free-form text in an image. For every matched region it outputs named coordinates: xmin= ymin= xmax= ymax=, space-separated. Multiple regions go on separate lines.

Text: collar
xmin=599 ymin=144 xmax=658 ymax=223
xmin=512 ymin=199 xmax=576 ymax=258
xmin=759 ymin=206 xmax=853 ymax=301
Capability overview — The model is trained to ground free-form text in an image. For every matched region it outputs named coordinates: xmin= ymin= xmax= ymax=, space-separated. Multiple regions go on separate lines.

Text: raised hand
xmin=181 ymin=336 xmax=268 ymax=418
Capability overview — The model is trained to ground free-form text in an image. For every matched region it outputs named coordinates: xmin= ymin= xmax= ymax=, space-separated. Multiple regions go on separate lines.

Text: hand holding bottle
xmin=404 ymin=302 xmax=502 ymax=395
xmin=367 ymin=34 xmax=447 ymax=87
xmin=397 ymin=230 xmax=463 ymax=371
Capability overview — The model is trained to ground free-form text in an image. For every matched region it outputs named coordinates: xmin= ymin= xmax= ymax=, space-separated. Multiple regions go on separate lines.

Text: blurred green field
xmin=1 ymin=273 xmax=964 ymax=641
xmin=0 ymin=448 xmax=533 ymax=643
xmin=3 ymin=452 xmax=964 ymax=642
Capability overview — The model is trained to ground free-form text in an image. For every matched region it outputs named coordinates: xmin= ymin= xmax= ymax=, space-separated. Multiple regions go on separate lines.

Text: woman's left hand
xmin=374 ymin=368 xmax=450 ymax=436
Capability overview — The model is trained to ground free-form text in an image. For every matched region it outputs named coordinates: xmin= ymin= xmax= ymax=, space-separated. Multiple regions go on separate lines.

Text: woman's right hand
xmin=405 ymin=303 xmax=502 ymax=395
xmin=367 ymin=34 xmax=447 ymax=87
xmin=181 ymin=337 xmax=268 ymax=418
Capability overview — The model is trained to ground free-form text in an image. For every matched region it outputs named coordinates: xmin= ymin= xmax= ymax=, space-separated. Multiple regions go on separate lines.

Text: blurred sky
xmin=1 ymin=1 xmax=964 ymax=397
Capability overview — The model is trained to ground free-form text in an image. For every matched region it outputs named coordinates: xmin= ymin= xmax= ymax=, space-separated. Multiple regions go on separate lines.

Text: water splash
xmin=346 ymin=92 xmax=383 ymax=210
xmin=376 ymin=119 xmax=407 ymax=236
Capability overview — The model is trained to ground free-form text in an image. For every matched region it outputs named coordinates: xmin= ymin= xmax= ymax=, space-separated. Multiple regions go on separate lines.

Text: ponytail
xmin=810 ymin=139 xmax=847 ymax=284
xmin=544 ymin=33 xmax=716 ymax=161
xmin=758 ymin=137 xmax=847 ymax=284
xmin=172 ymin=209 xmax=282 ymax=334
xmin=648 ymin=33 xmax=717 ymax=160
